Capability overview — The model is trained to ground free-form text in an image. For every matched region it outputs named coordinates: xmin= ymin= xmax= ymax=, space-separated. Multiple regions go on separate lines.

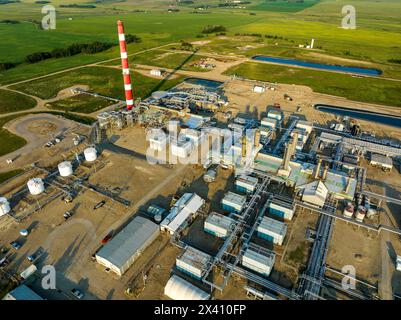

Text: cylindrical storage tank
xmin=0 ymin=197 xmax=11 ymax=216
xmin=84 ymin=147 xmax=97 ymax=162
xmin=58 ymin=161 xmax=73 ymax=177
xmin=27 ymin=178 xmax=45 ymax=196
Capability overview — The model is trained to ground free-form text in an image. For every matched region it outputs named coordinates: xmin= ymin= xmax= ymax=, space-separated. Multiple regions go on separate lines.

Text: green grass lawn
xmin=105 ymin=49 xmax=210 ymax=72
xmin=0 ymin=169 xmax=23 ymax=184
xmin=46 ymin=94 xmax=115 ymax=114
xmin=225 ymin=62 xmax=401 ymax=107
xmin=0 ymin=114 xmax=27 ymax=156
xmin=250 ymin=0 xmax=320 ymax=12
xmin=11 ymin=66 xmax=184 ymax=100
xmin=0 ymin=89 xmax=37 ymax=114
xmin=0 ymin=111 xmax=96 ymax=157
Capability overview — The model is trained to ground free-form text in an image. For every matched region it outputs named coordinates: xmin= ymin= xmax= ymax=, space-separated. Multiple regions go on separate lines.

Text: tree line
xmin=0 ymin=34 xmax=141 ymax=71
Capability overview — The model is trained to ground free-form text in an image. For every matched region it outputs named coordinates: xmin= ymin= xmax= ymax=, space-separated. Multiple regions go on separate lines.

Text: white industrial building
xmin=235 ymin=175 xmax=259 ymax=193
xmin=95 ymin=216 xmax=159 ymax=276
xmin=257 ymin=216 xmax=287 ymax=245
xmin=176 ymin=246 xmax=212 ymax=280
xmin=58 ymin=161 xmax=73 ymax=177
xmin=242 ymin=245 xmax=275 ymax=277
xmin=160 ymin=193 xmax=205 ymax=235
xmin=267 ymin=109 xmax=283 ymax=122
xmin=299 ymin=180 xmax=329 ymax=208
xmin=269 ymin=199 xmax=295 ymax=221
xmin=204 ymin=212 xmax=235 ymax=239
xmin=370 ymin=153 xmax=393 ymax=171
xmin=148 ymin=130 xmax=168 ymax=151
xmin=253 ymin=85 xmax=265 ymax=93
xmin=84 ymin=147 xmax=97 ymax=162
xmin=150 ymin=69 xmax=162 ymax=77
xmin=164 ymin=275 xmax=210 ymax=300
xmin=2 ymin=285 xmax=43 ymax=300
xmin=221 ymin=191 xmax=247 ymax=213
xmin=170 ymin=138 xmax=194 ymax=158
xmin=261 ymin=118 xmax=277 ymax=130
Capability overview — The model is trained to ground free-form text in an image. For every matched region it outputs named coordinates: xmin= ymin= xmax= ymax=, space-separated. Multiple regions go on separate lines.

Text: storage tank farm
xmin=117 ymin=20 xmax=134 ymax=111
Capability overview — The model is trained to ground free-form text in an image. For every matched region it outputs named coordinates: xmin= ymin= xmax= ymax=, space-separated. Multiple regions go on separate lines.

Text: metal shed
xmin=221 ymin=191 xmax=247 ymax=213
xmin=164 ymin=275 xmax=210 ymax=300
xmin=95 ymin=216 xmax=159 ymax=276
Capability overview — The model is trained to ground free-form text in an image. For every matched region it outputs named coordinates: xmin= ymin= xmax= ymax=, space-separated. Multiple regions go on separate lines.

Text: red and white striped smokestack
xmin=117 ymin=20 xmax=134 ymax=111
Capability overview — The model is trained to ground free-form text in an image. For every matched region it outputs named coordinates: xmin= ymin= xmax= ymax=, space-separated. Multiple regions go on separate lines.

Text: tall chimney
xmin=117 ymin=20 xmax=134 ymax=111
xmin=314 ymin=159 xmax=322 ymax=179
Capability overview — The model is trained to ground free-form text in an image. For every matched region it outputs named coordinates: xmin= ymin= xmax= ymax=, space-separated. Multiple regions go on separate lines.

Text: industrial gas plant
xmin=1 ymin=20 xmax=401 ymax=302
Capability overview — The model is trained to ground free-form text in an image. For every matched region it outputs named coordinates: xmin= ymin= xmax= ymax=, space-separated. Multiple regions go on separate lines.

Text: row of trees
xmin=202 ymin=25 xmax=227 ymax=34
xmin=25 ymin=41 xmax=114 ymax=63
xmin=1 ymin=34 xmax=142 ymax=71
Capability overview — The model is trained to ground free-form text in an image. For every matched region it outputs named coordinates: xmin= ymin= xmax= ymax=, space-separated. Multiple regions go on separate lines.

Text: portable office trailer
xmin=221 ymin=191 xmax=247 ymax=213
xmin=257 ymin=216 xmax=287 ymax=245
xmin=269 ymin=200 xmax=295 ymax=220
xmin=235 ymin=175 xmax=258 ymax=194
xmin=176 ymin=246 xmax=212 ymax=280
xmin=95 ymin=216 xmax=159 ymax=276
xmin=242 ymin=245 xmax=275 ymax=277
xmin=204 ymin=212 xmax=235 ymax=239
xmin=160 ymin=193 xmax=205 ymax=235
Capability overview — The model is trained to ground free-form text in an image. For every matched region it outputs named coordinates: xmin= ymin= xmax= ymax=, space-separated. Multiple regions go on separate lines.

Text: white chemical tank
xmin=0 ymin=197 xmax=11 ymax=216
xmin=58 ymin=161 xmax=73 ymax=177
xmin=27 ymin=178 xmax=45 ymax=195
xmin=84 ymin=147 xmax=97 ymax=162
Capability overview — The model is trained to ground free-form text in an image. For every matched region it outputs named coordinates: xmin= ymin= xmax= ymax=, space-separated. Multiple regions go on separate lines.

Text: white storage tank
xmin=58 ymin=161 xmax=73 ymax=177
xmin=242 ymin=245 xmax=275 ymax=277
xmin=0 ymin=197 xmax=11 ymax=216
xmin=84 ymin=147 xmax=97 ymax=162
xmin=27 ymin=178 xmax=45 ymax=196
xmin=176 ymin=246 xmax=212 ymax=280
xmin=164 ymin=275 xmax=210 ymax=300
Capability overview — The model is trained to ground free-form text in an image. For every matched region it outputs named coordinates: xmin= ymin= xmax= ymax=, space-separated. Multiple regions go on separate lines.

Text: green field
xmin=104 ymin=49 xmax=210 ymax=72
xmin=46 ymin=94 xmax=115 ymax=114
xmin=225 ymin=62 xmax=401 ymax=107
xmin=0 ymin=110 xmax=95 ymax=157
xmin=0 ymin=89 xmax=37 ymax=114
xmin=250 ymin=0 xmax=320 ymax=12
xmin=11 ymin=66 xmax=184 ymax=101
xmin=0 ymin=169 xmax=24 ymax=184
xmin=0 ymin=114 xmax=27 ymax=156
